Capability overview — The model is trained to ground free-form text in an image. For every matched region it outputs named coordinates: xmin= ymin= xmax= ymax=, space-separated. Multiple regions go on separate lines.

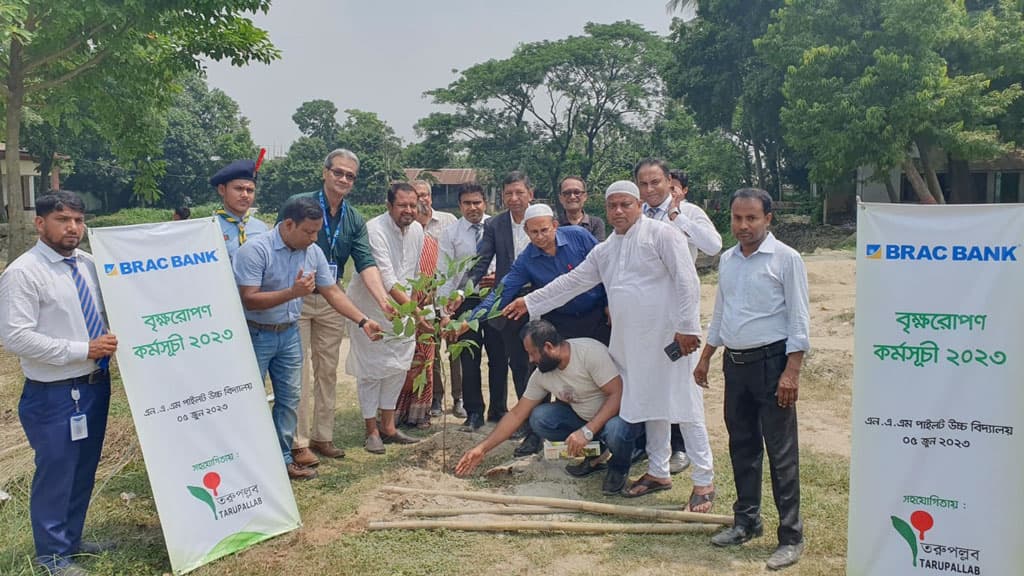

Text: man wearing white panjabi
xmin=503 ymin=180 xmax=716 ymax=510
xmin=346 ymin=182 xmax=425 ymax=454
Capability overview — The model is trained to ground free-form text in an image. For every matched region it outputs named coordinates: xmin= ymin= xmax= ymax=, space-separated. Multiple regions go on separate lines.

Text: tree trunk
xmin=753 ymin=145 xmax=765 ymax=190
xmin=916 ymin=144 xmax=945 ymax=204
xmin=902 ymin=159 xmax=936 ymax=204
xmin=947 ymin=154 xmax=972 ymax=204
xmin=5 ymin=37 xmax=31 ymax=265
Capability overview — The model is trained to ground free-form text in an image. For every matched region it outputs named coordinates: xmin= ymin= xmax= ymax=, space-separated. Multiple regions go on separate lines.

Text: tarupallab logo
xmin=891 ymin=510 xmax=982 ymax=574
xmin=865 ymin=243 xmax=1017 ymax=262
xmin=104 ymin=250 xmax=219 ymax=277
xmin=891 ymin=510 xmax=933 ymax=567
xmin=188 ymin=472 xmax=223 ymax=521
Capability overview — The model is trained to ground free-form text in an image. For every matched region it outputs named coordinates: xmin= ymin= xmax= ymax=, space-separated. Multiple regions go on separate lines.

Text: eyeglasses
xmin=327 ymin=167 xmax=357 ymax=181
xmin=560 ymin=189 xmax=586 ymax=197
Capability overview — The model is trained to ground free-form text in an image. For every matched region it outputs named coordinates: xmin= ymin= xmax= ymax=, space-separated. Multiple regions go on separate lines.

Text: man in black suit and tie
xmin=467 ymin=171 xmax=541 ymax=455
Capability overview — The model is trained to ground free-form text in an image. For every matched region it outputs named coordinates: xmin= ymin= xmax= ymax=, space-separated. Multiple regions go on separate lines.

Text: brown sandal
xmin=687 ymin=488 xmax=716 ymax=513
xmin=622 ymin=473 xmax=672 ymax=498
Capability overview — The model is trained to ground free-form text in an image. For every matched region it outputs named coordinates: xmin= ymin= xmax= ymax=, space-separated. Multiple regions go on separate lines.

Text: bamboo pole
xmin=369 ymin=520 xmax=719 ymax=534
xmin=381 ymin=486 xmax=733 ymax=526
xmin=403 ymin=506 xmax=568 ymax=517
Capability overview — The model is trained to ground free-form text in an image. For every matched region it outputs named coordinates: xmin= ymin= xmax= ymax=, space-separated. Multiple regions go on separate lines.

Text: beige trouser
xmin=293 ymin=292 xmax=346 ymax=449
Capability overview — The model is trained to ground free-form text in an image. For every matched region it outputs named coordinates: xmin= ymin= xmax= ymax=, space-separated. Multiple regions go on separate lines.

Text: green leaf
xmin=404 ymin=318 xmax=416 ymax=337
xmin=187 ymin=485 xmax=217 ymax=521
xmin=202 ymin=531 xmax=271 ymax=564
xmin=467 ymin=319 xmax=479 ymax=332
xmin=890 ymin=516 xmax=918 ymax=567
xmin=391 ymin=318 xmax=404 ymax=335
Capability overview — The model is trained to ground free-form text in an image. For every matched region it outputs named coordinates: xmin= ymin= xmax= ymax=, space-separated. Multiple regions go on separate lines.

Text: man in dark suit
xmin=467 ymin=171 xmax=540 ymax=455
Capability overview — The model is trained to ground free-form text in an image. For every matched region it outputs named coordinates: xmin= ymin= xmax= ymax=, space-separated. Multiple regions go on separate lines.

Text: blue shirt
xmin=472 ymin=226 xmax=606 ymax=320
xmin=233 ymin=226 xmax=335 ymax=324
xmin=218 ymin=210 xmax=270 ymax=262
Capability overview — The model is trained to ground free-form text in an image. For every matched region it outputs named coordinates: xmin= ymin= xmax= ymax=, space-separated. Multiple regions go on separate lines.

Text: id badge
xmin=328 ymin=263 xmax=339 ymax=281
xmin=70 ymin=413 xmax=88 ymax=441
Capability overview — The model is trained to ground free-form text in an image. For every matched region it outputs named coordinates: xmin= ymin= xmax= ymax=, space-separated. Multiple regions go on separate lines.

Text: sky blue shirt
xmin=218 ymin=210 xmax=270 ymax=262
xmin=233 ymin=226 xmax=335 ymax=324
xmin=472 ymin=226 xmax=606 ymax=320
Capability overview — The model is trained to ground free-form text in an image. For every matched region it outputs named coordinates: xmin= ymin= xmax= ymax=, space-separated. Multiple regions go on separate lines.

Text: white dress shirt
xmin=421 ymin=209 xmax=458 ymax=240
xmin=706 ymin=232 xmax=811 ymax=354
xmin=643 ymin=195 xmax=722 ymax=262
xmin=511 ymin=216 xmax=530 ymax=258
xmin=438 ymin=215 xmax=494 ymax=299
xmin=0 ymin=240 xmax=105 ymax=381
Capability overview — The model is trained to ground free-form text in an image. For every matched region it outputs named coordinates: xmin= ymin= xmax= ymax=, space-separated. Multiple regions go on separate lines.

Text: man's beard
xmin=536 ymin=353 xmax=560 ymax=373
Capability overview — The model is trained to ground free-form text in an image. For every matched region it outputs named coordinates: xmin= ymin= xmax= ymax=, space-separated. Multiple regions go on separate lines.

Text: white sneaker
xmin=669 ymin=451 xmax=690 ymax=475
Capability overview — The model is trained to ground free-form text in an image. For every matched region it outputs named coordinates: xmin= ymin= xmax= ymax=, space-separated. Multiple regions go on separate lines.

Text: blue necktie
xmin=64 ymin=258 xmax=109 ymax=370
xmin=471 ymin=223 xmax=483 ymax=247
xmin=645 ymin=206 xmax=658 ymax=219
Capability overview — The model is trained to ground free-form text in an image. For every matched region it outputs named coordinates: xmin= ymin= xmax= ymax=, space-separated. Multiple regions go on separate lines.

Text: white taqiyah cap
xmin=605 ymin=180 xmax=640 ymax=200
xmin=523 ymin=203 xmax=554 ymax=221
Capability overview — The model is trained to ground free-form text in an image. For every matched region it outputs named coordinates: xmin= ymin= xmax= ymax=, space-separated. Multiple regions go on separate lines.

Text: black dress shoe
xmin=513 ymin=432 xmax=543 ymax=457
xmin=601 ymin=469 xmax=628 ymax=495
xmin=565 ymin=455 xmax=608 ymax=478
xmin=766 ymin=541 xmax=805 ymax=570
xmin=710 ymin=523 xmax=764 ymax=547
xmin=460 ymin=412 xmax=484 ymax=432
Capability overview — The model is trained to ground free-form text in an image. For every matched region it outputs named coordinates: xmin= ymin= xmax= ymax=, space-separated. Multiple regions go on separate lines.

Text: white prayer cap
xmin=605 ymin=180 xmax=640 ymax=200
xmin=523 ymin=203 xmax=554 ymax=222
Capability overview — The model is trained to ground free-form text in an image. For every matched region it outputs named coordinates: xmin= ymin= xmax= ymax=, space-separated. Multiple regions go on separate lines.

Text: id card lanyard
xmin=319 ymin=191 xmax=347 ymax=281
xmin=70 ymin=387 xmax=88 ymax=441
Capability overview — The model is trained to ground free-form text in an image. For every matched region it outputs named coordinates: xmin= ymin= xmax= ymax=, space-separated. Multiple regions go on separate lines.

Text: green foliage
xmin=335 ymin=109 xmax=404 ymax=204
xmin=425 ymin=21 xmax=668 ymax=196
xmin=292 ymin=99 xmax=340 ymax=143
xmin=761 ymin=0 xmax=1023 ymax=191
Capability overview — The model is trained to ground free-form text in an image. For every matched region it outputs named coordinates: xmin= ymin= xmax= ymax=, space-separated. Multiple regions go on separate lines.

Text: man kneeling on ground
xmin=454 ymin=320 xmax=642 ymax=494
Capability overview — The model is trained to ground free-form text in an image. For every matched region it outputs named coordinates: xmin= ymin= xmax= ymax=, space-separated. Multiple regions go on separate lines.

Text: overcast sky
xmin=203 ymin=1 xmax=690 ymax=156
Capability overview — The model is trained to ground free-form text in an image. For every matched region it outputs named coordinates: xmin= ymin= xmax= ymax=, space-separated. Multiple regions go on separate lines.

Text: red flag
xmin=255 ymin=148 xmax=267 ymax=172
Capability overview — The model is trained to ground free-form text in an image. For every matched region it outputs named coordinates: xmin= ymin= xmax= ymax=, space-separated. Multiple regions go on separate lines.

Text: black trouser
xmin=670 ymin=425 xmax=686 ymax=453
xmin=723 ymin=340 xmax=803 ymax=545
xmin=459 ymin=302 xmax=508 ymax=418
xmin=543 ymin=306 xmax=611 ymax=346
xmin=497 ymin=315 xmax=533 ymax=400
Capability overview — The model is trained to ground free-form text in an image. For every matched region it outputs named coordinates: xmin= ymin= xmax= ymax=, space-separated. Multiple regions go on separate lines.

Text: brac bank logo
xmin=865 ymin=243 xmax=1017 ymax=262
xmin=104 ymin=250 xmax=219 ymax=276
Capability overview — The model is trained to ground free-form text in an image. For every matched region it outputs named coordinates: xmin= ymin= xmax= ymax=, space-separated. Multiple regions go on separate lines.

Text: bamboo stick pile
xmin=369 ymin=486 xmax=733 ymax=535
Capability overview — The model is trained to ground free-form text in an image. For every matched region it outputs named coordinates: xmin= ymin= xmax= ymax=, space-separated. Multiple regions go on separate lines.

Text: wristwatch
xmin=580 ymin=426 xmax=594 ymax=441
xmin=358 ymin=317 xmax=369 ymax=328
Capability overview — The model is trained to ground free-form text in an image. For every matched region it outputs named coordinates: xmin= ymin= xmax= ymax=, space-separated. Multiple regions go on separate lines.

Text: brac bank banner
xmin=90 ymin=218 xmax=300 ymax=574
xmin=848 ymin=203 xmax=1024 ymax=575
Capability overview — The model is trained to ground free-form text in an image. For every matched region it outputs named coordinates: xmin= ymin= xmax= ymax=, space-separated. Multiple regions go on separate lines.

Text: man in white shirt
xmin=438 ymin=184 xmax=503 ymax=431
xmin=454 ymin=320 xmax=642 ymax=495
xmin=503 ymin=181 xmax=716 ymax=507
xmin=0 ymin=192 xmax=118 ymax=576
xmin=345 ymin=182 xmax=425 ymax=454
xmin=636 ymin=159 xmax=723 ymax=477
xmin=411 ymin=179 xmax=461 ymax=418
xmin=694 ymin=187 xmax=809 ymax=571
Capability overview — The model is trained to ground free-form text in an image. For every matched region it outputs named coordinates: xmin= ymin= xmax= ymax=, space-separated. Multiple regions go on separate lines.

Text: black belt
xmin=246 ymin=320 xmax=296 ymax=333
xmin=725 ymin=340 xmax=787 ymax=365
xmin=27 ymin=369 xmax=110 ymax=386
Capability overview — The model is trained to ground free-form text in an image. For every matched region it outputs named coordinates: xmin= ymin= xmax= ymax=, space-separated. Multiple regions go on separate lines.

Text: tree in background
xmin=292 ymin=99 xmax=340 ymax=143
xmin=1 ymin=0 xmax=278 ymax=262
xmin=663 ymin=0 xmax=806 ymax=198
xmin=425 ymin=21 xmax=668 ymax=197
xmin=761 ymin=0 xmax=1023 ymax=203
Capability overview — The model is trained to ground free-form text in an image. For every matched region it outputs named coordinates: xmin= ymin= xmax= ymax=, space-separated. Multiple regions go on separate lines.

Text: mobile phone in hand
xmin=664 ymin=341 xmax=683 ymax=361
